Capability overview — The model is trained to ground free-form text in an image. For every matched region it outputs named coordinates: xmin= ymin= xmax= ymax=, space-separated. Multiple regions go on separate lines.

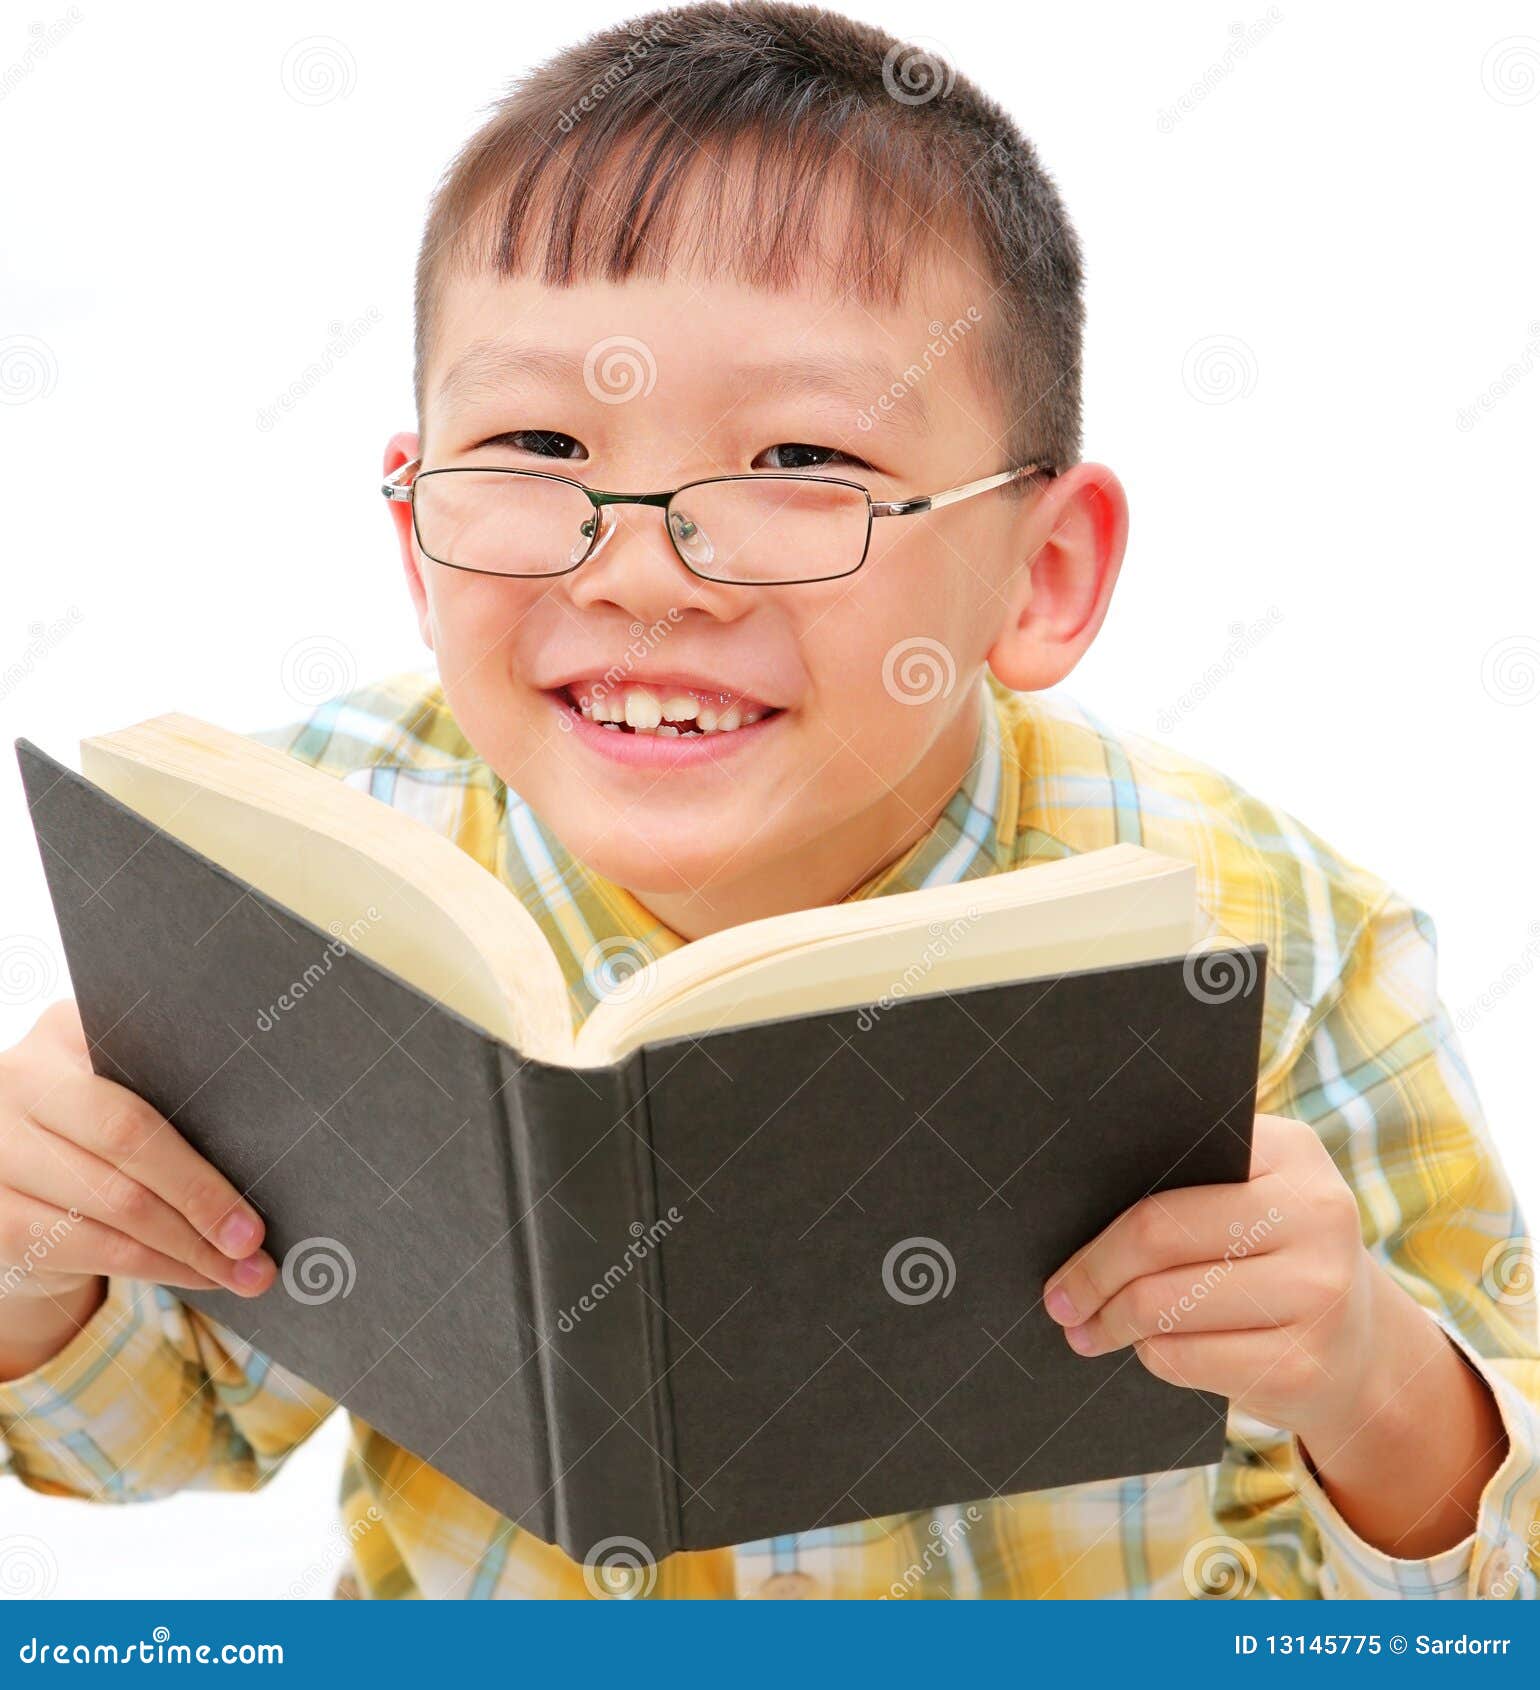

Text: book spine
xmin=497 ymin=1046 xmax=677 ymax=1567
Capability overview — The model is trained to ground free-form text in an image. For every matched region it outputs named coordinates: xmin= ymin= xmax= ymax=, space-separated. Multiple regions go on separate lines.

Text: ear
xmin=986 ymin=463 xmax=1128 ymax=693
xmin=384 ymin=431 xmax=432 ymax=651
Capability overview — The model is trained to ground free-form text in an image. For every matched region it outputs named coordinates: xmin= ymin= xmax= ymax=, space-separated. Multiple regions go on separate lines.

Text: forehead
xmin=425 ymin=261 xmax=991 ymax=438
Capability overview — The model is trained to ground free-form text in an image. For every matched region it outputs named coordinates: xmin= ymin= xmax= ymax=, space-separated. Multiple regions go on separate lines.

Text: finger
xmin=1063 ymin=1253 xmax=1315 ymax=1357
xmin=1131 ymin=1324 xmax=1334 ymax=1415
xmin=1044 ymin=1185 xmax=1283 ymax=1328
xmin=2 ymin=1114 xmax=274 ymax=1297
xmin=0 ymin=1188 xmax=224 ymax=1294
xmin=26 ymin=1068 xmax=266 ymax=1260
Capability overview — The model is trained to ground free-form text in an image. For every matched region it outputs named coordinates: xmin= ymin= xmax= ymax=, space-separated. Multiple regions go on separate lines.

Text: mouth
xmin=549 ymin=675 xmax=786 ymax=739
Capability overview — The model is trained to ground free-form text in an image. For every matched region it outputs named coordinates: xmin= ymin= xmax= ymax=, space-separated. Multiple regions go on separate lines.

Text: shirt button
xmin=1476 ymin=1550 xmax=1516 ymax=1599
xmin=756 ymin=1571 xmax=821 ymax=1599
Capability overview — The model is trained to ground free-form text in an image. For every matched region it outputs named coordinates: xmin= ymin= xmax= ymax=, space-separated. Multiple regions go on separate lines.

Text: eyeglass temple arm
xmin=381 ymin=458 xmax=423 ymax=502
xmin=870 ymin=462 xmax=1055 ymax=519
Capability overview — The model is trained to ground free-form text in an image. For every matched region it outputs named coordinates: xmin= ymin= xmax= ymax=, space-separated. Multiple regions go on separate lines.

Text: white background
xmin=1 ymin=1 xmax=1536 ymax=1598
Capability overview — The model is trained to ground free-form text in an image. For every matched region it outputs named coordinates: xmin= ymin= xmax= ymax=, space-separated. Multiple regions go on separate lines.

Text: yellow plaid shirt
xmin=3 ymin=672 xmax=1538 ymax=1600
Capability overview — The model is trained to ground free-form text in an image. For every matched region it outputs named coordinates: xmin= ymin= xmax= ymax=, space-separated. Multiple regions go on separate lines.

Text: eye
xmin=754 ymin=442 xmax=874 ymax=473
xmin=472 ymin=429 xmax=589 ymax=461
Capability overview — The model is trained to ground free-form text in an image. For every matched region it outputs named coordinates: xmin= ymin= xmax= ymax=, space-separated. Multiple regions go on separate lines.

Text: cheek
xmin=424 ymin=575 xmax=534 ymax=688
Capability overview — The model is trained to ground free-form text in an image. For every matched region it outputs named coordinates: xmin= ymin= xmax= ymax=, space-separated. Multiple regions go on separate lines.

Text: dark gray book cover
xmin=16 ymin=739 xmax=1266 ymax=1563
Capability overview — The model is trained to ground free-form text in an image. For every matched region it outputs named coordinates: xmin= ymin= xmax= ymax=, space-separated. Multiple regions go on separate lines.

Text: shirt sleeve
xmin=1257 ymin=891 xmax=1540 ymax=1600
xmin=0 ymin=1276 xmax=337 ymax=1502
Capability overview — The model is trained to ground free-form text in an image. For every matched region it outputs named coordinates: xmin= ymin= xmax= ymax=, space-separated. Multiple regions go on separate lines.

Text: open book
xmin=17 ymin=715 xmax=1266 ymax=1560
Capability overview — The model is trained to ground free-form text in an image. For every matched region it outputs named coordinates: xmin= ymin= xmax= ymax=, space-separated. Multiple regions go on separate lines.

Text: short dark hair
xmin=414 ymin=0 xmax=1085 ymax=476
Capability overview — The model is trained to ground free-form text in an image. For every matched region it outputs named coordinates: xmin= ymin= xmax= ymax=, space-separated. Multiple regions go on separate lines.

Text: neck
xmin=634 ymin=687 xmax=985 ymax=941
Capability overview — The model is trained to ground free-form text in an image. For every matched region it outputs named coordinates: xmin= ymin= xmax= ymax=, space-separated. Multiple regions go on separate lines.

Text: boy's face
xmin=390 ymin=253 xmax=1121 ymax=932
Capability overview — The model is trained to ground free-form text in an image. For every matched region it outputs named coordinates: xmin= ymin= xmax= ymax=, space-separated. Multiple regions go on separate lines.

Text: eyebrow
xmin=435 ymin=340 xmax=932 ymax=436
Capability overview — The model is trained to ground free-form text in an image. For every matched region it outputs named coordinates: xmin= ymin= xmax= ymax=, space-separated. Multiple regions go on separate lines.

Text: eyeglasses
xmin=380 ymin=458 xmax=1057 ymax=586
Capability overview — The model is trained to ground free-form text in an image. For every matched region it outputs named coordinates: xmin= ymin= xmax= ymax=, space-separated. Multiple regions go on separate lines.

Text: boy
xmin=0 ymin=1 xmax=1536 ymax=1600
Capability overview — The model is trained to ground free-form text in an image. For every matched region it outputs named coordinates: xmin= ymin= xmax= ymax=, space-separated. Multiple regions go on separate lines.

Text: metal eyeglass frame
xmin=380 ymin=457 xmax=1058 ymax=586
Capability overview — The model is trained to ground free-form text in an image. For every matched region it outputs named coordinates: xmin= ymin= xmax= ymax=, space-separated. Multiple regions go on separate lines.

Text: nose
xmin=564 ymin=499 xmax=747 ymax=626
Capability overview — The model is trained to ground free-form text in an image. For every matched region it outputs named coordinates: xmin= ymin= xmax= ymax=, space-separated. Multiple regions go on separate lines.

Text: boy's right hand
xmin=0 ymin=1000 xmax=275 ymax=1319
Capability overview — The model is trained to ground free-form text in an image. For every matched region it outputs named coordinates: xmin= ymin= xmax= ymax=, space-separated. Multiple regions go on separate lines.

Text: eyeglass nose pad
xmin=572 ymin=505 xmax=617 ymax=567
xmin=668 ymin=505 xmax=715 ymax=570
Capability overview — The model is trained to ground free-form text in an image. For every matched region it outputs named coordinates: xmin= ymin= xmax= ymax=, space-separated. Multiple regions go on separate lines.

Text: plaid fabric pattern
xmin=2 ymin=671 xmax=1536 ymax=1600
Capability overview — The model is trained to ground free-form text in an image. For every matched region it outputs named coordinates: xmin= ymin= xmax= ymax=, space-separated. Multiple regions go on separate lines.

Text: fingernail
xmin=1044 ymin=1285 xmax=1079 ymax=1324
xmin=215 ymin=1210 xmax=260 ymax=1257
xmin=1065 ymin=1322 xmax=1096 ymax=1355
xmin=231 ymin=1253 xmax=269 ymax=1293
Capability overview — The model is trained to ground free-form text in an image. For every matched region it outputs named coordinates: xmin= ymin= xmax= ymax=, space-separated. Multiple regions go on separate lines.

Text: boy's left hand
xmin=1042 ymin=1113 xmax=1421 ymax=1453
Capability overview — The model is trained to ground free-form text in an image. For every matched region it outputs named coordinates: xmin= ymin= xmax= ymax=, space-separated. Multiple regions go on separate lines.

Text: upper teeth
xmin=574 ymin=684 xmax=762 ymax=734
